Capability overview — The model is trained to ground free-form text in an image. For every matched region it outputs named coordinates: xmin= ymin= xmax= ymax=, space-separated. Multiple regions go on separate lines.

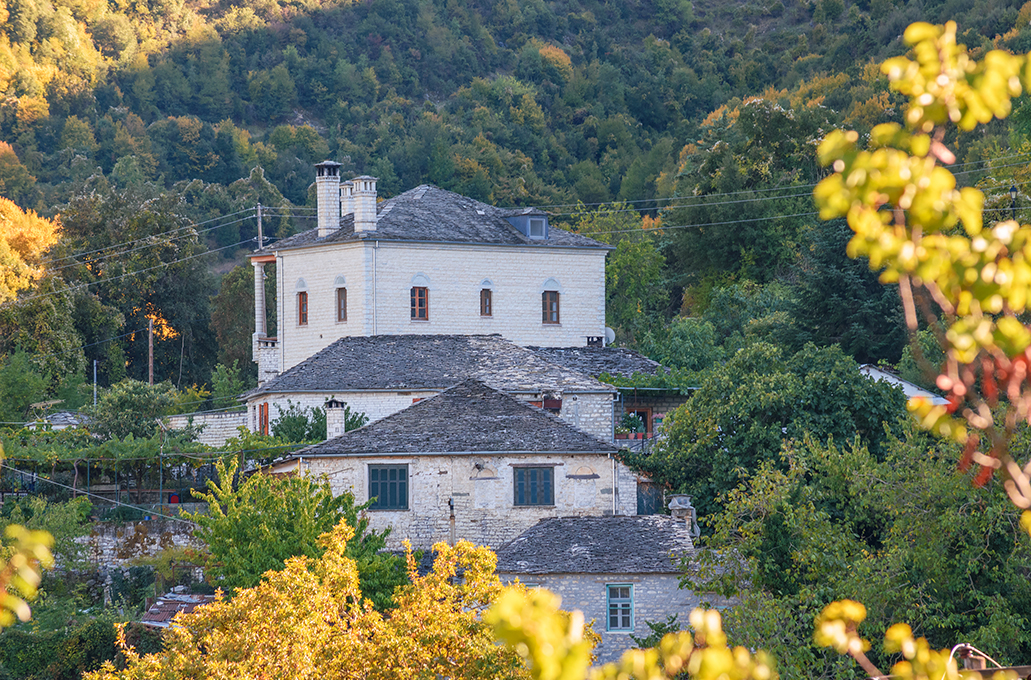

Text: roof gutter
xmin=278 ymin=449 xmax=621 ymax=461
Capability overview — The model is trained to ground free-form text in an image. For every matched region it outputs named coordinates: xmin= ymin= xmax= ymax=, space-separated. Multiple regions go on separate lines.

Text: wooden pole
xmin=148 ymin=318 xmax=154 ymax=385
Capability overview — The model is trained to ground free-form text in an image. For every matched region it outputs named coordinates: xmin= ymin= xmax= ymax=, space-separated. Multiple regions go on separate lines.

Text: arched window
xmin=411 ymin=273 xmax=430 ymax=321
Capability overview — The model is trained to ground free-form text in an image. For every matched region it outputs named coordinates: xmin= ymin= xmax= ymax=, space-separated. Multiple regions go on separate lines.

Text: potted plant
xmin=619 ymin=412 xmax=646 ymax=439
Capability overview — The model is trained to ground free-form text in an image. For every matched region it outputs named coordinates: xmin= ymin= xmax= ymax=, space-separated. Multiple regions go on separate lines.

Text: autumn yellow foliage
xmin=86 ymin=521 xmax=534 ymax=680
xmin=0 ymin=197 xmax=59 ymax=303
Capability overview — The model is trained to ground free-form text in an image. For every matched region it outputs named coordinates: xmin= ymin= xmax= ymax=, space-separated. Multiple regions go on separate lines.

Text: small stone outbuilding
xmin=495 ymin=515 xmax=705 ymax=664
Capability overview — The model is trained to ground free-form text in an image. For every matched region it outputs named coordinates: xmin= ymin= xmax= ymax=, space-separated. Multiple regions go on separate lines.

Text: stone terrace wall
xmin=80 ymin=519 xmax=201 ymax=567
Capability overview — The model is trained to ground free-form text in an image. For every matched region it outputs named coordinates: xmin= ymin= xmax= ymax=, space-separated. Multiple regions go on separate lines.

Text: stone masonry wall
xmin=276 ymin=241 xmax=608 ymax=371
xmin=250 ymin=390 xmax=616 ymax=441
xmin=499 ymin=573 xmax=716 ymax=664
xmin=166 ymin=411 xmax=248 ymax=447
xmin=286 ymin=452 xmax=638 ymax=551
xmin=79 ymin=520 xmax=201 ymax=567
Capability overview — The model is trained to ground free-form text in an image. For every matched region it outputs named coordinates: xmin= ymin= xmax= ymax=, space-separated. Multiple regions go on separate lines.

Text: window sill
xmin=367 ymin=507 xmax=410 ymax=512
xmin=513 ymin=504 xmax=556 ymax=508
xmin=606 ymin=630 xmax=636 ymax=634
xmin=542 ymin=323 xmax=561 ymax=326
xmin=410 ymin=319 xmax=430 ymax=323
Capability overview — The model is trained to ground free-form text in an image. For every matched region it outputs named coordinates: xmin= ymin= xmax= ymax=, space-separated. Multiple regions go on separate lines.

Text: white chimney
xmin=341 ymin=180 xmax=354 ymax=220
xmin=325 ymin=398 xmax=348 ymax=440
xmin=316 ymin=161 xmax=342 ymax=238
xmin=352 ymin=175 xmax=378 ymax=232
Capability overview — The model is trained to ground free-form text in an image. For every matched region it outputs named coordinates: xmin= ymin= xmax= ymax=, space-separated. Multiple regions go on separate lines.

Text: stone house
xmin=527 ymin=346 xmax=691 ymax=437
xmin=268 ymin=380 xmax=637 ymax=550
xmin=250 ymin=165 xmax=613 ymax=384
xmin=243 ymin=333 xmax=619 ymax=442
xmin=495 ymin=515 xmax=701 ymax=664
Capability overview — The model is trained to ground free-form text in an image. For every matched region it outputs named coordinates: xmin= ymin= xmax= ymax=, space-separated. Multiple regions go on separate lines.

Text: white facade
xmin=250 ymin=171 xmax=610 ymax=379
xmin=268 ymin=240 xmax=607 ymax=372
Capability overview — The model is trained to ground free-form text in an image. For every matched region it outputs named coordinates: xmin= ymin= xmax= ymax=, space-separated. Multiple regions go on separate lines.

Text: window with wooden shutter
xmin=480 ymin=288 xmax=492 ymax=316
xmin=513 ymin=467 xmax=554 ymax=506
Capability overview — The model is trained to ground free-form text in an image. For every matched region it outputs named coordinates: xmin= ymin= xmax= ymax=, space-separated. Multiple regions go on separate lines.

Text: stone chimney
xmin=341 ymin=180 xmax=354 ymax=220
xmin=668 ymin=494 xmax=700 ymax=538
xmin=325 ymin=398 xmax=349 ymax=440
xmin=352 ymin=175 xmax=378 ymax=232
xmin=315 ymin=161 xmax=342 ymax=238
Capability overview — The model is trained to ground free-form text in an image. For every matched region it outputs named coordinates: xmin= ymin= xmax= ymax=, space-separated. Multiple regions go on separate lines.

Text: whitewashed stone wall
xmin=498 ymin=573 xmax=719 ymax=664
xmin=273 ymin=241 xmax=607 ymax=371
xmin=279 ymin=452 xmax=637 ymax=550
xmin=166 ymin=411 xmax=248 ymax=447
xmin=249 ymin=390 xmax=615 ymax=441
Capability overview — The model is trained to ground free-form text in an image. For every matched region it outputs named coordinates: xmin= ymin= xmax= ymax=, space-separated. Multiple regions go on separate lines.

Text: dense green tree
xmin=691 ymin=432 xmax=1031 ymax=677
xmin=787 ymin=221 xmax=906 ymax=364
xmin=88 ymin=380 xmax=176 ymax=441
xmin=187 ymin=458 xmax=405 ymax=609
xmin=630 ymin=342 xmax=906 ymax=519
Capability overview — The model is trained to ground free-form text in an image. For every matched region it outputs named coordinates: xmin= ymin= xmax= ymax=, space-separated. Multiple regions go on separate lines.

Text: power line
xmin=42 ymin=208 xmax=255 ymax=267
xmin=10 ymin=238 xmax=255 ymax=306
xmin=46 ymin=214 xmax=257 ymax=277
xmin=0 ymin=462 xmax=196 ymax=525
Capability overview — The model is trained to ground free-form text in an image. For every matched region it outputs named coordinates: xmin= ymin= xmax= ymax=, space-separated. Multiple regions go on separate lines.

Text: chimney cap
xmin=316 ymin=160 xmax=343 ymax=168
xmin=352 ymin=174 xmax=379 ymax=182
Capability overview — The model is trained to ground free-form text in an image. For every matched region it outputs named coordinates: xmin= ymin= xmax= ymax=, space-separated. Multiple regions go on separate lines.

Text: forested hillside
xmin=1 ymin=0 xmax=1030 ymax=399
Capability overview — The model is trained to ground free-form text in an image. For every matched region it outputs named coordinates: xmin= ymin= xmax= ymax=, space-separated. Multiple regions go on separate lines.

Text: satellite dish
xmin=604 ymin=327 xmax=616 ymax=346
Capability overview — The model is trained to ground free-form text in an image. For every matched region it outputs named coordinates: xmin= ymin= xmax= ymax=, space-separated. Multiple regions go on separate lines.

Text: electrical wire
xmin=0 ymin=461 xmax=197 ymax=525
xmin=11 ymin=238 xmax=255 ymax=305
xmin=42 ymin=208 xmax=255 ymax=267
xmin=46 ymin=214 xmax=258 ymax=277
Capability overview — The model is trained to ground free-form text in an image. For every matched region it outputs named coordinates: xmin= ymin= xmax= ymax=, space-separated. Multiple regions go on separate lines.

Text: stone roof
xmin=527 ymin=346 xmax=665 ymax=379
xmin=245 ymin=334 xmax=614 ymax=398
xmin=264 ymin=185 xmax=610 ymax=251
xmin=495 ymin=516 xmax=694 ymax=575
xmin=287 ymin=379 xmax=619 ymax=457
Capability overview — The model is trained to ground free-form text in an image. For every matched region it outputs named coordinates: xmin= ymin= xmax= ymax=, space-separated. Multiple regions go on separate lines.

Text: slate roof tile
xmin=495 ymin=516 xmax=695 ymax=575
xmin=246 ymin=334 xmax=613 ymax=397
xmin=527 ymin=346 xmax=665 ymax=379
xmin=288 ymin=379 xmax=619 ymax=457
xmin=263 ymin=185 xmax=611 ymax=251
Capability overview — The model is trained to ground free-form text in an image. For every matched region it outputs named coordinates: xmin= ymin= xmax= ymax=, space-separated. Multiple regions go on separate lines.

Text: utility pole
xmin=257 ymin=203 xmax=263 ymax=250
xmin=148 ymin=318 xmax=154 ymax=385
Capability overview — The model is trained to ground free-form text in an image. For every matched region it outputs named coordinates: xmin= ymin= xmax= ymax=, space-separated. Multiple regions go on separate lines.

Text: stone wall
xmin=278 ymin=452 xmax=638 ymax=551
xmin=498 ymin=573 xmax=720 ymax=664
xmin=621 ymin=393 xmax=691 ymax=434
xmin=166 ymin=410 xmax=248 ymax=448
xmin=80 ymin=519 xmax=201 ymax=567
xmin=274 ymin=240 xmax=608 ymax=371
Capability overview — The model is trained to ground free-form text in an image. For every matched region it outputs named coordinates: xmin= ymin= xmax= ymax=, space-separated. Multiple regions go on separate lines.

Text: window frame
xmin=480 ymin=288 xmax=492 ymax=317
xmin=606 ymin=584 xmax=634 ymax=632
xmin=336 ymin=287 xmax=347 ymax=323
xmin=258 ymin=403 xmax=269 ymax=436
xmin=297 ymin=291 xmax=308 ymax=326
xmin=513 ymin=466 xmax=554 ymax=506
xmin=411 ymin=286 xmax=429 ymax=321
xmin=542 ymin=290 xmax=560 ymax=324
xmin=368 ymin=464 xmax=409 ymax=511
xmin=529 ymin=218 xmax=546 ymax=238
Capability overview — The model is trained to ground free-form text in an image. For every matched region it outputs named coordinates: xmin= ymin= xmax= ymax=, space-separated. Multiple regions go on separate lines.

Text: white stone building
xmin=269 ymin=380 xmax=637 ymax=550
xmin=250 ymin=163 xmax=612 ymax=382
